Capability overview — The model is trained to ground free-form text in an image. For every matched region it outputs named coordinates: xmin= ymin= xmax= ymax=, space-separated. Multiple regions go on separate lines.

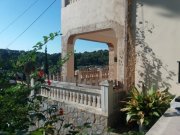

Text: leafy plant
xmin=121 ymin=86 xmax=173 ymax=131
xmin=0 ymin=84 xmax=30 ymax=133
xmin=0 ymin=31 xmax=72 ymax=134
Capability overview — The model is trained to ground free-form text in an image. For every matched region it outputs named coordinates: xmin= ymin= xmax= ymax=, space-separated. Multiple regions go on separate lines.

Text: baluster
xmin=59 ymin=89 xmax=61 ymax=99
xmin=63 ymin=90 xmax=66 ymax=101
xmin=55 ymin=88 xmax=58 ymax=100
xmin=80 ymin=93 xmax=84 ymax=104
xmin=97 ymin=96 xmax=101 ymax=108
xmin=66 ymin=91 xmax=69 ymax=101
xmin=56 ymin=89 xmax=58 ymax=100
xmin=88 ymin=95 xmax=92 ymax=106
xmin=47 ymin=89 xmax=49 ymax=97
xmin=70 ymin=92 xmax=73 ymax=101
xmin=50 ymin=89 xmax=52 ymax=97
xmin=45 ymin=89 xmax=47 ymax=96
xmin=46 ymin=89 xmax=48 ymax=97
xmin=59 ymin=89 xmax=62 ymax=100
xmin=92 ymin=96 xmax=96 ymax=107
xmin=84 ymin=94 xmax=88 ymax=105
xmin=73 ymin=92 xmax=76 ymax=102
xmin=49 ymin=88 xmax=51 ymax=97
xmin=51 ymin=88 xmax=53 ymax=98
xmin=76 ymin=93 xmax=79 ymax=103
xmin=52 ymin=88 xmax=55 ymax=99
xmin=53 ymin=88 xmax=55 ymax=99
xmin=57 ymin=89 xmax=59 ymax=100
xmin=53 ymin=74 xmax=56 ymax=81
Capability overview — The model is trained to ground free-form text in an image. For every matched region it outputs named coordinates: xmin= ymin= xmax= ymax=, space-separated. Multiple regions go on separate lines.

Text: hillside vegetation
xmin=0 ymin=49 xmax=108 ymax=72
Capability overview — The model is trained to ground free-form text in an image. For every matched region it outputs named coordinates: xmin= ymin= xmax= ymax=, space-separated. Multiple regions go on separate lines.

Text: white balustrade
xmin=40 ymin=80 xmax=115 ymax=116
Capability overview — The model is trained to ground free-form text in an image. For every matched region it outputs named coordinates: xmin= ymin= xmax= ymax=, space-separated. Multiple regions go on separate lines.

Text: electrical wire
xmin=6 ymin=0 xmax=57 ymax=49
xmin=0 ymin=0 xmax=40 ymax=35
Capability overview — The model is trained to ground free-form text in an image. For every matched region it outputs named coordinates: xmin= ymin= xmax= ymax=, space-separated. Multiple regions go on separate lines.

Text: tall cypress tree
xmin=44 ymin=45 xmax=49 ymax=76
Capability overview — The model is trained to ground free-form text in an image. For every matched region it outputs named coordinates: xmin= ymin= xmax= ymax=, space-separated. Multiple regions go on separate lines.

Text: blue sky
xmin=0 ymin=0 xmax=107 ymax=54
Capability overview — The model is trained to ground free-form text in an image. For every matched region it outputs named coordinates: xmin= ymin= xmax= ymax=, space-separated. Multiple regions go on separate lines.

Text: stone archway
xmin=61 ymin=29 xmax=118 ymax=82
xmin=61 ymin=21 xmax=127 ymax=89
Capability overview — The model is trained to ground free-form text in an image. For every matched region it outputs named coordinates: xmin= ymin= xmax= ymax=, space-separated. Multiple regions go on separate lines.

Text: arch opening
xmin=61 ymin=29 xmax=118 ymax=86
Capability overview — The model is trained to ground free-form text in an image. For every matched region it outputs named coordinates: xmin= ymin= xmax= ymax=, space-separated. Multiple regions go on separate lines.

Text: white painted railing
xmin=40 ymin=80 xmax=115 ymax=116
xmin=41 ymin=85 xmax=101 ymax=108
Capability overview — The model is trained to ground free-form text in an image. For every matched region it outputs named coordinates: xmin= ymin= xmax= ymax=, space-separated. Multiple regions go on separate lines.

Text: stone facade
xmin=40 ymin=100 xmax=110 ymax=135
xmin=34 ymin=80 xmax=123 ymax=135
xmin=61 ymin=0 xmax=128 ymax=91
xmin=61 ymin=0 xmax=180 ymax=95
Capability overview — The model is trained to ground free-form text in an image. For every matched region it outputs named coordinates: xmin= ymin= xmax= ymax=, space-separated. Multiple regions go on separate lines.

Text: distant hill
xmin=0 ymin=49 xmax=108 ymax=72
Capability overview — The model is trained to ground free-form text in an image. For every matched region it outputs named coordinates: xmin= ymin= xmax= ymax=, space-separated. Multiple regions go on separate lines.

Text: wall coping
xmin=146 ymin=98 xmax=180 ymax=135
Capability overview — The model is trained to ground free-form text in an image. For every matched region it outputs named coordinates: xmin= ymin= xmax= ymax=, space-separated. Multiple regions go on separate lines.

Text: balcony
xmin=61 ymin=0 xmax=127 ymax=35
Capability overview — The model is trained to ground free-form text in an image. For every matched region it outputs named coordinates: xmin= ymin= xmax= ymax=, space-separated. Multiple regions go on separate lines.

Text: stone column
xmin=116 ymin=27 xmax=127 ymax=91
xmin=61 ymin=36 xmax=75 ymax=82
xmin=100 ymin=80 xmax=113 ymax=116
xmin=108 ymin=43 xmax=117 ymax=81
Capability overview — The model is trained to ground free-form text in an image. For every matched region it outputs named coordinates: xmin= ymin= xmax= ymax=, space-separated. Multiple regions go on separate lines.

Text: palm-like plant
xmin=121 ymin=86 xmax=173 ymax=132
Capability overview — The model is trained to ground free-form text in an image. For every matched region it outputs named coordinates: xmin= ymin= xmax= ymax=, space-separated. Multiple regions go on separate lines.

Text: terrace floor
xmin=146 ymin=99 xmax=180 ymax=135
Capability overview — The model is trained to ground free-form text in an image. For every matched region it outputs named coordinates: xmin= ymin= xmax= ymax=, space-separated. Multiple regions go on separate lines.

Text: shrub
xmin=121 ymin=87 xmax=174 ymax=131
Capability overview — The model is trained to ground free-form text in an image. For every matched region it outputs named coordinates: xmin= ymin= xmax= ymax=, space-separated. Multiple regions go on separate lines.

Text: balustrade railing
xmin=45 ymin=68 xmax=109 ymax=86
xmin=76 ymin=68 xmax=109 ymax=86
xmin=40 ymin=80 xmax=116 ymax=115
xmin=40 ymin=85 xmax=102 ymax=111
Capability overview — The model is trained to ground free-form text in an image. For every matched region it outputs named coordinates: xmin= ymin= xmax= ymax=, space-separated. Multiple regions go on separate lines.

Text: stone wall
xmin=36 ymin=100 xmax=112 ymax=135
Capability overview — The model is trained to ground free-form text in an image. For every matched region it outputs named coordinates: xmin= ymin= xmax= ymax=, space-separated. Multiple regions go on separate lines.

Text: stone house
xmin=61 ymin=0 xmax=180 ymax=94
